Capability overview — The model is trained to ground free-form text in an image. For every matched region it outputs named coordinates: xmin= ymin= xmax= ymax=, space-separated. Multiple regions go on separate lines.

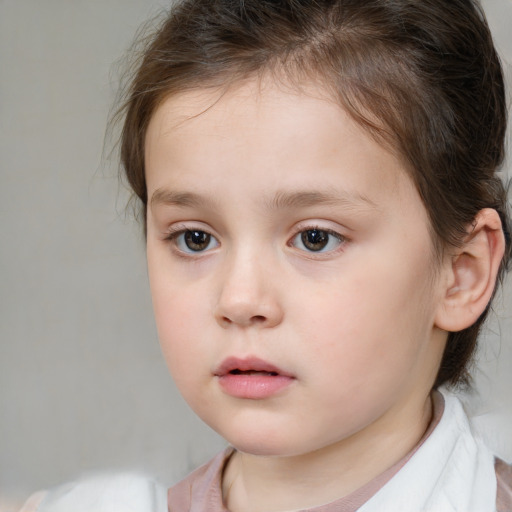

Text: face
xmin=145 ymin=79 xmax=448 ymax=457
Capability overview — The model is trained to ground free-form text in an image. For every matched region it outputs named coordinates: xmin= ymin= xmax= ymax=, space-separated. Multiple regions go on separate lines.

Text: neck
xmin=223 ymin=393 xmax=433 ymax=512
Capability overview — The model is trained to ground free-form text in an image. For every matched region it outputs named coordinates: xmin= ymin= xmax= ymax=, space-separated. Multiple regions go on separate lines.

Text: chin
xmin=219 ymin=427 xmax=323 ymax=458
xmin=208 ymin=422 xmax=297 ymax=456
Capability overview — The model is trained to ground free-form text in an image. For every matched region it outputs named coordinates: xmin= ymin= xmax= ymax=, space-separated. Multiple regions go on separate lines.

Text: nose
xmin=214 ymin=250 xmax=284 ymax=329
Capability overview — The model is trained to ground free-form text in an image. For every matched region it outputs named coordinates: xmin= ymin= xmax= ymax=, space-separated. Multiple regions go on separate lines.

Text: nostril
xmin=219 ymin=314 xmax=267 ymax=328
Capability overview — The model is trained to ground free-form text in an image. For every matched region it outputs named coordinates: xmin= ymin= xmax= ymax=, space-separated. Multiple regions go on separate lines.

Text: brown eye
xmin=291 ymin=228 xmax=344 ymax=253
xmin=301 ymin=229 xmax=329 ymax=251
xmin=167 ymin=227 xmax=219 ymax=255
xmin=184 ymin=230 xmax=213 ymax=251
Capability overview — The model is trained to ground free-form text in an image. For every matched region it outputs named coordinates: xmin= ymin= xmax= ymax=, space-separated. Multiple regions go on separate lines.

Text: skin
xmin=145 ymin=79 xmax=452 ymax=512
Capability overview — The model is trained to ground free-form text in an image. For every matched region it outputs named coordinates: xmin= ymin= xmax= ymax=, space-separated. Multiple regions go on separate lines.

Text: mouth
xmin=214 ymin=356 xmax=291 ymax=378
xmin=214 ymin=357 xmax=295 ymax=400
xmin=228 ymin=369 xmax=279 ymax=376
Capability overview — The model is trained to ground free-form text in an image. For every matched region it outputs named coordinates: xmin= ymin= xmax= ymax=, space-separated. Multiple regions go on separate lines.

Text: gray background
xmin=1 ymin=0 xmax=511 ymax=509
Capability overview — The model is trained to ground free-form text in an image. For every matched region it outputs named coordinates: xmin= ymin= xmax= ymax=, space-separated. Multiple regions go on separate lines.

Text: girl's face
xmin=145 ymin=79 xmax=449 ymax=457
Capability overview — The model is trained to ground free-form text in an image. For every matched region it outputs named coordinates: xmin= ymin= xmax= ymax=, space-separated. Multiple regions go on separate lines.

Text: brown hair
xmin=118 ymin=0 xmax=511 ymax=388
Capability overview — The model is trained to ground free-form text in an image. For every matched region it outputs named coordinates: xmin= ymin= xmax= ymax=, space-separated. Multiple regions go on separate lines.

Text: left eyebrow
xmin=265 ymin=190 xmax=379 ymax=213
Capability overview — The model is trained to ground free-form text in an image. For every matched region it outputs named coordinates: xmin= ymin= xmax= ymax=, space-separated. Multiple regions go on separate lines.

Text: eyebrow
xmin=150 ymin=189 xmax=217 ymax=210
xmin=265 ymin=190 xmax=378 ymax=212
xmin=150 ymin=188 xmax=378 ymax=212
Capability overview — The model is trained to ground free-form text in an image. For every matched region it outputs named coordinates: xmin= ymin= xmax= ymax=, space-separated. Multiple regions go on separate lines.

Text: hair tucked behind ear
xmin=115 ymin=0 xmax=511 ymax=388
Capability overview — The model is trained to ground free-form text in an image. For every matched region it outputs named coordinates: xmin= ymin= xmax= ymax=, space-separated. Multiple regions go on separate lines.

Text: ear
xmin=435 ymin=208 xmax=505 ymax=332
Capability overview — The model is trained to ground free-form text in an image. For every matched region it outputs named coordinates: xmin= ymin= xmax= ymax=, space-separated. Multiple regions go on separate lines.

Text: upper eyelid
xmin=290 ymin=221 xmax=348 ymax=239
xmin=164 ymin=222 xmax=216 ymax=238
xmin=289 ymin=228 xmax=346 ymax=244
xmin=165 ymin=227 xmax=217 ymax=241
xmin=294 ymin=226 xmax=344 ymax=237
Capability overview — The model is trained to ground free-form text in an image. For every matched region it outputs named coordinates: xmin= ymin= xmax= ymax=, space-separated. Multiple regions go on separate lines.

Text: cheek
xmin=148 ymin=256 xmax=210 ymax=376
xmin=153 ymin=288 xmax=205 ymax=356
xmin=307 ymin=255 xmax=436 ymax=386
xmin=152 ymin=291 xmax=216 ymax=412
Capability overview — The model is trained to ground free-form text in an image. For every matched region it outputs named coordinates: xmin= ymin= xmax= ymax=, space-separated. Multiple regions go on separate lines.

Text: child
xmin=22 ymin=0 xmax=512 ymax=510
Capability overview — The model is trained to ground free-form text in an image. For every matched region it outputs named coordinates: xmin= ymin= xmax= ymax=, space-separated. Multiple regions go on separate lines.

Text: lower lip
xmin=217 ymin=374 xmax=294 ymax=399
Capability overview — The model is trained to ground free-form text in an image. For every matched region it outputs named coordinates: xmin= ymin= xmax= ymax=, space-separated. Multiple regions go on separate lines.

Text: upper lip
xmin=214 ymin=356 xmax=293 ymax=377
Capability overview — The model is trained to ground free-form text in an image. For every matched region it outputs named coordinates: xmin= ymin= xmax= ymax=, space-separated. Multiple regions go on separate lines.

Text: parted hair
xmin=118 ymin=0 xmax=511 ymax=388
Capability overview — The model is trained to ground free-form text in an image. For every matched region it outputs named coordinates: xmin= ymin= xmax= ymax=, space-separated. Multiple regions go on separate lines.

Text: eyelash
xmin=163 ymin=225 xmax=347 ymax=256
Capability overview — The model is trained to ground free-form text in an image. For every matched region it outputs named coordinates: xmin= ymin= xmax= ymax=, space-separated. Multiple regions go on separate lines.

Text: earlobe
xmin=435 ymin=208 xmax=505 ymax=332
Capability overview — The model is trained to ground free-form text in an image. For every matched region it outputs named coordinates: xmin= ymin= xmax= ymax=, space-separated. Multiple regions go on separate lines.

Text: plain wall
xmin=1 ymin=0 xmax=511 ymax=508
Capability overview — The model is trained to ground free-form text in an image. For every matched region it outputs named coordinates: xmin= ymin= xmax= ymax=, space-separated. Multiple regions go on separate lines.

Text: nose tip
xmin=217 ymin=309 xmax=275 ymax=329
xmin=214 ymin=250 xmax=284 ymax=329
xmin=214 ymin=277 xmax=283 ymax=329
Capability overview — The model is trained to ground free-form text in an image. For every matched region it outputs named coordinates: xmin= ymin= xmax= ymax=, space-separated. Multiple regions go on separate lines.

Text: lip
xmin=214 ymin=356 xmax=295 ymax=400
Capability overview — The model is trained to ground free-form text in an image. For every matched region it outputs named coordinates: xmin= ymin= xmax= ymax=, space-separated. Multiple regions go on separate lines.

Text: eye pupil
xmin=301 ymin=229 xmax=329 ymax=251
xmin=185 ymin=230 xmax=211 ymax=251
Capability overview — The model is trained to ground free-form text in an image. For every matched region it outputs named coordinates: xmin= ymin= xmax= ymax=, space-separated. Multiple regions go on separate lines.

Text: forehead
xmin=146 ymin=79 xmax=346 ymax=148
xmin=144 ymin=78 xmax=424 ymax=222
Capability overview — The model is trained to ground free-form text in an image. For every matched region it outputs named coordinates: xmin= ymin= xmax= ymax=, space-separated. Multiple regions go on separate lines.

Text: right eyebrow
xmin=150 ymin=189 xmax=217 ymax=210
